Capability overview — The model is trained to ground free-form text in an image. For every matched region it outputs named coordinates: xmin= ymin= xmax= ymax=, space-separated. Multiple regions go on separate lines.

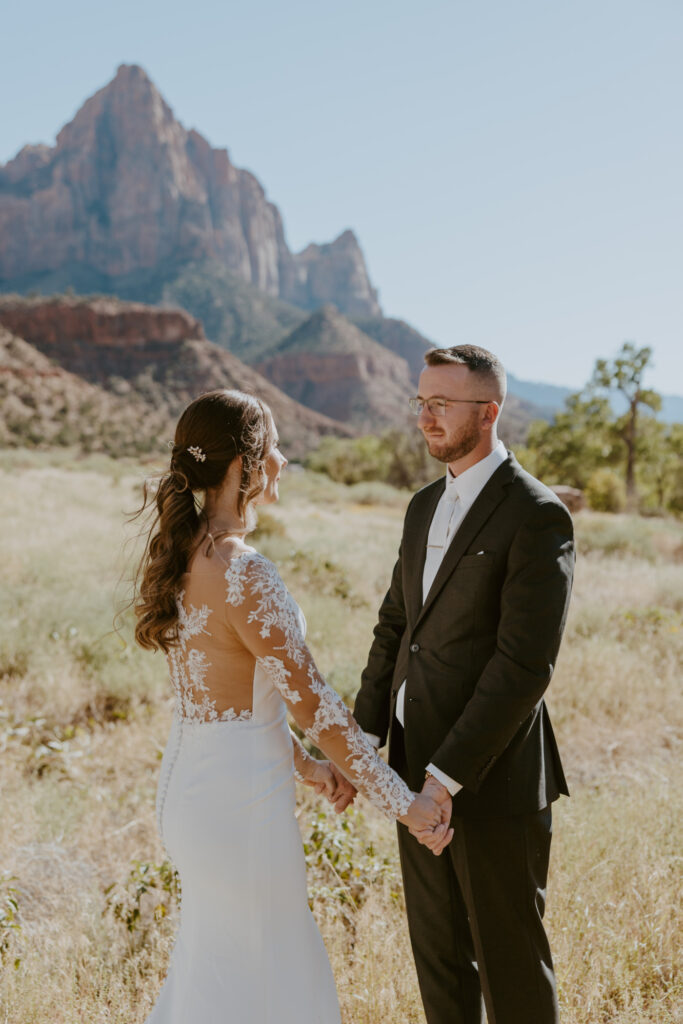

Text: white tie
xmin=422 ymin=488 xmax=459 ymax=602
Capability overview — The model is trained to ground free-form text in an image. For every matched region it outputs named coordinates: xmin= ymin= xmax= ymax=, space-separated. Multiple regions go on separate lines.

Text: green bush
xmin=585 ymin=468 xmax=627 ymax=513
xmin=304 ymin=429 xmax=440 ymax=490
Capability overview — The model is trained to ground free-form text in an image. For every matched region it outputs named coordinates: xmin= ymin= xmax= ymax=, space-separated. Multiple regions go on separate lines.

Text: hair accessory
xmin=187 ymin=446 xmax=206 ymax=463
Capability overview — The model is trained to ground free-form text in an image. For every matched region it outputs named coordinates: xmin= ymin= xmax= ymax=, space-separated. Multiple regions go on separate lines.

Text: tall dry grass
xmin=0 ymin=451 xmax=681 ymax=1023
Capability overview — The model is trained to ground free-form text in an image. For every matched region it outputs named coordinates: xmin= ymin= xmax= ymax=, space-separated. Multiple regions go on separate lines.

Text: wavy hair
xmin=133 ymin=389 xmax=275 ymax=653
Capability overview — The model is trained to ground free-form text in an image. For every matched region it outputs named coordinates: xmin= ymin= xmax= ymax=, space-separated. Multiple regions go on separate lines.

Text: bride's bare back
xmin=168 ymin=535 xmax=413 ymax=819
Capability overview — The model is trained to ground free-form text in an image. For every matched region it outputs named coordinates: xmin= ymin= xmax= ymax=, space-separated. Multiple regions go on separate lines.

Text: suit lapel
xmin=405 ymin=479 xmax=444 ymax=628
xmin=414 ymin=454 xmax=519 ymax=629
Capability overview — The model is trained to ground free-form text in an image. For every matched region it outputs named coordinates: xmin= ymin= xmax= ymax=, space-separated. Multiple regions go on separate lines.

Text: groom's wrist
xmin=425 ymin=764 xmax=462 ymax=797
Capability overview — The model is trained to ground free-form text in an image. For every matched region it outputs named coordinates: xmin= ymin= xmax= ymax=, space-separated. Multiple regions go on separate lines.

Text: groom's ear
xmin=480 ymin=401 xmax=500 ymax=431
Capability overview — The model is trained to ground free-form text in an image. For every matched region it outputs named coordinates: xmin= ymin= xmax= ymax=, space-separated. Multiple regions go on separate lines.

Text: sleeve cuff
xmin=426 ymin=763 xmax=463 ymax=797
xmin=365 ymin=733 xmax=382 ymax=749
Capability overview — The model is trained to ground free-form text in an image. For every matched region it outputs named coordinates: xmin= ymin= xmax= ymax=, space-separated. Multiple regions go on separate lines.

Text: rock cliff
xmin=0 ymin=297 xmax=352 ymax=456
xmin=0 ymin=65 xmax=380 ymax=318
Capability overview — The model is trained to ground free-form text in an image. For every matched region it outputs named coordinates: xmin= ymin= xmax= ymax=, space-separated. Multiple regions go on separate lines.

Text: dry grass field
xmin=0 ymin=450 xmax=681 ymax=1023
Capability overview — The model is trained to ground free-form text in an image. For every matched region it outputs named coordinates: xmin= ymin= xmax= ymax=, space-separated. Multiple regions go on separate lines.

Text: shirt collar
xmin=445 ymin=441 xmax=507 ymax=508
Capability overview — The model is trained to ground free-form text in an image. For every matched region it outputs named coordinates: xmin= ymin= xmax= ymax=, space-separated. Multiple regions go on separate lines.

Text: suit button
xmin=410 ymin=643 xmax=420 ymax=653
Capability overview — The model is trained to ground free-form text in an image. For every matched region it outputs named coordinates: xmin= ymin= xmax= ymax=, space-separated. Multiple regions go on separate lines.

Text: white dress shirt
xmin=367 ymin=442 xmax=508 ymax=797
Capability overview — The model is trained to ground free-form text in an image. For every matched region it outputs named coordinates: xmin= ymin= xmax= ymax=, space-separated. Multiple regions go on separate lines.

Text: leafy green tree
xmin=590 ymin=342 xmax=661 ymax=508
xmin=519 ymin=392 xmax=619 ymax=489
xmin=635 ymin=419 xmax=683 ymax=514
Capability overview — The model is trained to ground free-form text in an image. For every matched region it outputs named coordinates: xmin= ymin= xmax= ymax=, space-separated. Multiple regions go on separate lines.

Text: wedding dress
xmin=145 ymin=545 xmax=413 ymax=1024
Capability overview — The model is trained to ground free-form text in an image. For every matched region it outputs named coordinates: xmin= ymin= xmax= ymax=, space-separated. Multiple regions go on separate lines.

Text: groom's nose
xmin=418 ymin=404 xmax=436 ymax=428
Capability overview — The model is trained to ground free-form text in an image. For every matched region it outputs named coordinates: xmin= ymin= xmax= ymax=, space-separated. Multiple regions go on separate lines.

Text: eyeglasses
xmin=408 ymin=397 xmax=494 ymax=417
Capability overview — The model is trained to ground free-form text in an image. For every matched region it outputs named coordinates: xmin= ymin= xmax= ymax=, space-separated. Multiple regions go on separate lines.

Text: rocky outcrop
xmin=0 ymin=297 xmax=352 ymax=456
xmin=0 ymin=298 xmax=204 ymax=383
xmin=0 ymin=65 xmax=381 ymax=318
xmin=257 ymin=305 xmax=414 ymax=432
xmin=286 ymin=231 xmax=381 ymax=317
xmin=0 ymin=325 xmax=169 ymax=452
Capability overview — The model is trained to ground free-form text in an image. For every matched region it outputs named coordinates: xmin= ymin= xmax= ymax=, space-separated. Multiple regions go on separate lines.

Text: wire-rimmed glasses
xmin=408 ymin=397 xmax=494 ymax=417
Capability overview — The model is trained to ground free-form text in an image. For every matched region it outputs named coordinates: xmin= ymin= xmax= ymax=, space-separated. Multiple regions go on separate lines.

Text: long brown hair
xmin=133 ymin=389 xmax=275 ymax=653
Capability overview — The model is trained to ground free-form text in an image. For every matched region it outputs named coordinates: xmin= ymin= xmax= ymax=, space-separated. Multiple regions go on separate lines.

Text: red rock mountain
xmin=0 ymin=297 xmax=352 ymax=456
xmin=257 ymin=305 xmax=414 ymax=432
xmin=0 ymin=65 xmax=380 ymax=317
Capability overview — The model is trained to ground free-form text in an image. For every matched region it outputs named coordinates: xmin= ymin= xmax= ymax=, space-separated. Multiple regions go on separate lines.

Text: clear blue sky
xmin=2 ymin=0 xmax=682 ymax=394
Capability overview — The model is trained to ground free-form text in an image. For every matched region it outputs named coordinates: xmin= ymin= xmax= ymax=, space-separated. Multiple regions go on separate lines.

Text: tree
xmin=519 ymin=392 xmax=619 ymax=489
xmin=590 ymin=343 xmax=661 ymax=508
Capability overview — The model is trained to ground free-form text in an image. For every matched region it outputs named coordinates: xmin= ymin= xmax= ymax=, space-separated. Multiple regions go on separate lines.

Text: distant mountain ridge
xmin=507 ymin=372 xmax=683 ymax=425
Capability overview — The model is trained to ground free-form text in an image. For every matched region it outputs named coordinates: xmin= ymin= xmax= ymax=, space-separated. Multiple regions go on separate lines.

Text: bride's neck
xmin=203 ymin=480 xmax=245 ymax=537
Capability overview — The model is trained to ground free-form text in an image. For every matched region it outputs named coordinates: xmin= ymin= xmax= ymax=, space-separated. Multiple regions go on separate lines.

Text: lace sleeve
xmin=223 ymin=552 xmax=413 ymax=820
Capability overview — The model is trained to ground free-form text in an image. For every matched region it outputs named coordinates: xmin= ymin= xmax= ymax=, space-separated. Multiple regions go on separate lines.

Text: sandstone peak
xmin=277 ymin=305 xmax=394 ymax=358
xmin=0 ymin=67 xmax=382 ymax=319
xmin=257 ymin=306 xmax=413 ymax=432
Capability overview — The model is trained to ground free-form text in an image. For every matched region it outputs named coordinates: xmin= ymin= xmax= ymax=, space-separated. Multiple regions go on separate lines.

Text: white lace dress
xmin=145 ymin=548 xmax=413 ymax=1024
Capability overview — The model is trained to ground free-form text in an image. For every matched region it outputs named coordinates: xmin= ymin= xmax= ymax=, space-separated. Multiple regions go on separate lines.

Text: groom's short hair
xmin=424 ymin=345 xmax=507 ymax=406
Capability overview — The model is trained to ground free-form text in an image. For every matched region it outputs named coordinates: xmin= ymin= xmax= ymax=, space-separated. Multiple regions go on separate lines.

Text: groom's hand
xmin=327 ymin=763 xmax=357 ymax=813
xmin=422 ymin=774 xmax=452 ymax=816
xmin=413 ymin=776 xmax=453 ymax=855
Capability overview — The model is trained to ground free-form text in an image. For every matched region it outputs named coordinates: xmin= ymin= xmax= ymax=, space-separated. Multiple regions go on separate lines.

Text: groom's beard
xmin=423 ymin=412 xmax=482 ymax=465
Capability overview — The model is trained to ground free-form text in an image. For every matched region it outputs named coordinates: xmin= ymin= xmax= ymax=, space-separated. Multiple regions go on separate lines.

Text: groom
xmin=352 ymin=345 xmax=574 ymax=1024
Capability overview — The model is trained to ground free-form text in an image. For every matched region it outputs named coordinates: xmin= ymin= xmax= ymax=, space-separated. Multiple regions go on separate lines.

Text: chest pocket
xmin=457 ymin=551 xmax=495 ymax=569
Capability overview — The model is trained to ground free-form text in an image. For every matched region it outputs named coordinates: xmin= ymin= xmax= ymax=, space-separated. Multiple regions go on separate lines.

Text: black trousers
xmin=393 ymin=731 xmax=560 ymax=1024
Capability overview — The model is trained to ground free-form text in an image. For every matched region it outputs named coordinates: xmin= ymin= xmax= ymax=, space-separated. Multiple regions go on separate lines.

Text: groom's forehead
xmin=418 ymin=363 xmax=473 ymax=397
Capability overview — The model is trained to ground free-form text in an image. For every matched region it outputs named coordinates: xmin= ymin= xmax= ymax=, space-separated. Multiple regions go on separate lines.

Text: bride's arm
xmin=222 ymin=552 xmax=446 ymax=835
xmin=290 ymin=729 xmax=357 ymax=810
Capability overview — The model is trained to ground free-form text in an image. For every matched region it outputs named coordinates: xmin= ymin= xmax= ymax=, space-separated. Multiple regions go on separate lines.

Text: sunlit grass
xmin=0 ymin=461 xmax=681 ymax=1022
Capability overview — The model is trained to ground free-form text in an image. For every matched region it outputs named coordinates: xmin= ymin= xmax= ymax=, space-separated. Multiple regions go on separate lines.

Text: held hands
xmin=302 ymin=760 xmax=357 ymax=813
xmin=398 ymin=777 xmax=454 ymax=856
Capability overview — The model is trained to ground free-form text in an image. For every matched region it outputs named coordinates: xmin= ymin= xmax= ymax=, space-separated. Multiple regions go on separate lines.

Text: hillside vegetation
xmin=0 ymin=452 xmax=681 ymax=1023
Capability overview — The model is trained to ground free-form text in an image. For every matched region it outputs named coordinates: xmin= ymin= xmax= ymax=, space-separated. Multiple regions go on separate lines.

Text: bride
xmin=134 ymin=389 xmax=453 ymax=1023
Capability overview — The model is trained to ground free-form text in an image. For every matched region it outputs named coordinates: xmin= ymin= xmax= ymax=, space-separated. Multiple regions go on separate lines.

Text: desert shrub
xmin=575 ymin=512 xmax=683 ymax=563
xmin=585 ymin=468 xmax=627 ymax=512
xmin=305 ymin=436 xmax=388 ymax=485
xmin=305 ymin=429 xmax=439 ymax=491
xmin=0 ymin=874 xmax=21 ymax=967
xmin=104 ymin=860 xmax=180 ymax=950
xmin=302 ymin=807 xmax=402 ymax=922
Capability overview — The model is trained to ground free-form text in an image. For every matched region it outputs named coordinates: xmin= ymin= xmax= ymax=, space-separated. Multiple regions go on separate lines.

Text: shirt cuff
xmin=365 ymin=733 xmax=382 ymax=748
xmin=426 ymin=763 xmax=462 ymax=797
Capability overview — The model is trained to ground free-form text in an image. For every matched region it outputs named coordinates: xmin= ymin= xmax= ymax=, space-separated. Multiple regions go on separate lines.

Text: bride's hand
xmin=302 ymin=760 xmax=356 ymax=812
xmin=302 ymin=759 xmax=338 ymax=800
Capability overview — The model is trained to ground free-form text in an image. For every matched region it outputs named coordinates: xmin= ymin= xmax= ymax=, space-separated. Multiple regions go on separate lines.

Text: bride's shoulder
xmin=218 ymin=543 xmax=284 ymax=603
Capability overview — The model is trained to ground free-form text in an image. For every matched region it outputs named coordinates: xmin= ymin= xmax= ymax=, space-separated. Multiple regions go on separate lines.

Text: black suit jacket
xmin=353 ymin=451 xmax=574 ymax=818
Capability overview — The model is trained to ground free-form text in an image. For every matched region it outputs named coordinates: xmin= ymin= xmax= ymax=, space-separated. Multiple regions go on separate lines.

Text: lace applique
xmin=167 ymin=591 xmax=253 ymax=724
xmin=305 ymin=664 xmax=350 ymax=743
xmin=304 ymin=663 xmax=412 ymax=818
xmin=225 ymin=553 xmax=306 ymax=667
xmin=223 ymin=553 xmax=413 ymax=819
xmin=257 ymin=656 xmax=302 ymax=704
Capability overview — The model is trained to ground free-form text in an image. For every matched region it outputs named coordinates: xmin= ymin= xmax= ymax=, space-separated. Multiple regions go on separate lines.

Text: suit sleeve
xmin=429 ymin=500 xmax=574 ymax=792
xmin=352 ymin=499 xmax=413 ymax=744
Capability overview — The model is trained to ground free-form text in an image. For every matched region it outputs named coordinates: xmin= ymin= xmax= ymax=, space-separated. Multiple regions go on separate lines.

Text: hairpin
xmin=187 ymin=446 xmax=206 ymax=463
